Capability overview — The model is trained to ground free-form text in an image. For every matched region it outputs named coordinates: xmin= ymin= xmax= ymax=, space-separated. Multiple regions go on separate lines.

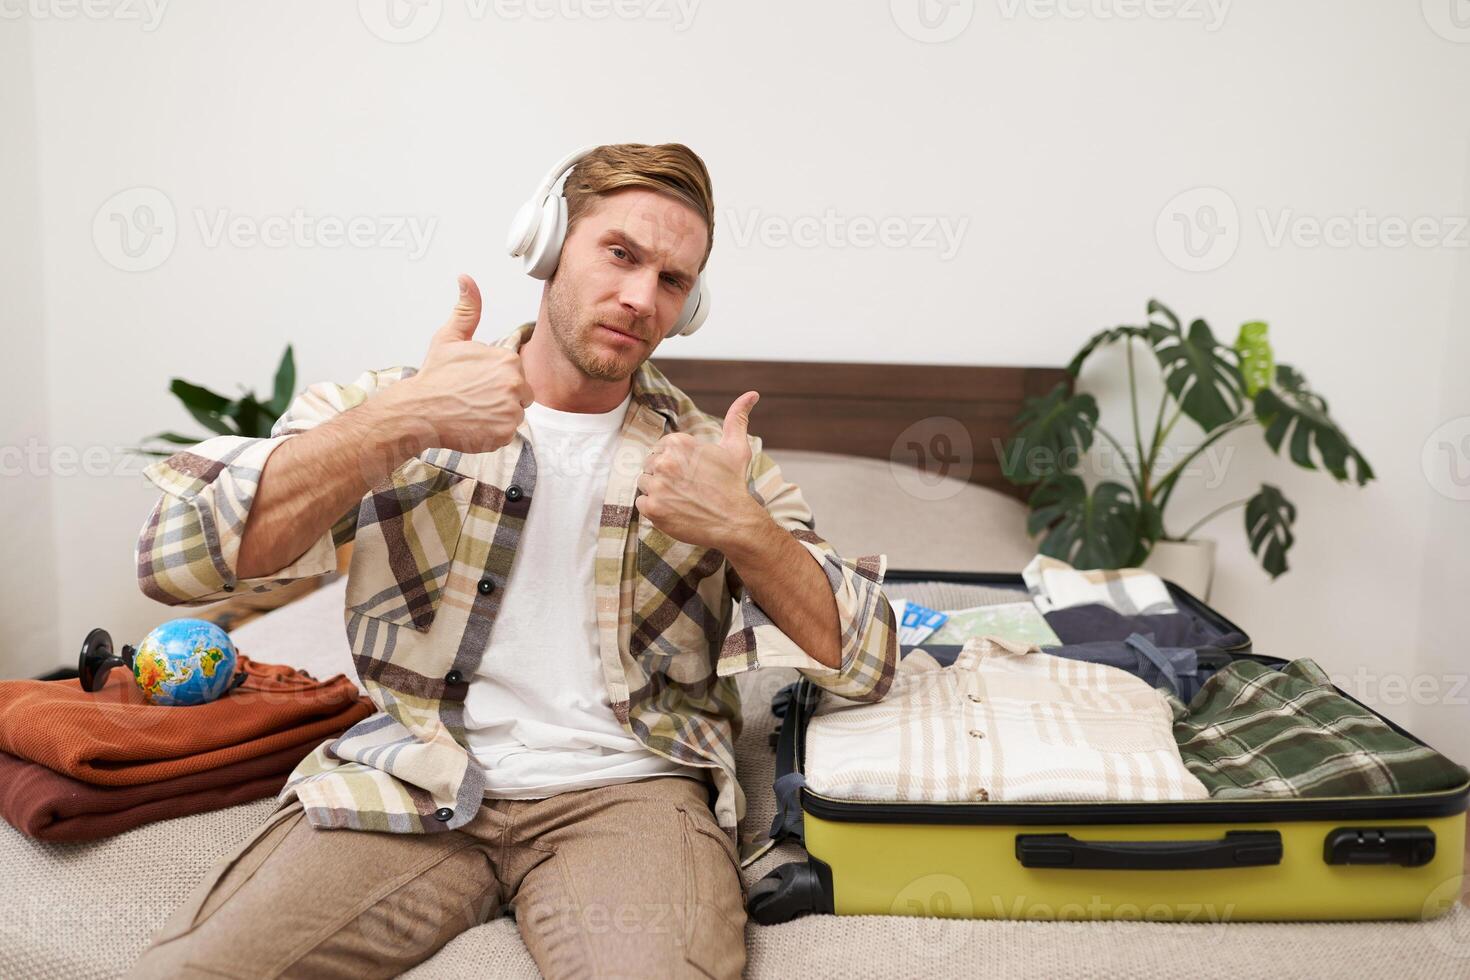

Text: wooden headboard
xmin=652 ymin=358 xmax=1070 ymax=503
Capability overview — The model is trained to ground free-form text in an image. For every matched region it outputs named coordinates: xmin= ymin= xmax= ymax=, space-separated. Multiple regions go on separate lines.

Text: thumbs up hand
xmin=635 ymin=390 xmax=767 ymax=550
xmin=719 ymin=391 xmax=760 ymax=465
xmin=429 ymin=273 xmax=487 ymax=346
xmin=385 ymin=275 xmax=535 ymax=455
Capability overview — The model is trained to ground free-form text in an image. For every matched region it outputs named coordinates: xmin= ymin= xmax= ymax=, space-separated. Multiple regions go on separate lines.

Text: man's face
xmin=543 ymin=187 xmax=708 ymax=382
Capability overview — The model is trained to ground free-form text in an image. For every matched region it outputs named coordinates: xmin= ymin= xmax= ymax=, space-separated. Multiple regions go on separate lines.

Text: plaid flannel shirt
xmin=1168 ymin=659 xmax=1469 ymax=798
xmin=135 ymin=323 xmax=898 ymax=861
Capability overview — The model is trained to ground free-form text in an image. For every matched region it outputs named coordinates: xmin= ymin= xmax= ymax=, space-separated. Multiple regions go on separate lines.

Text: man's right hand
xmin=387 ymin=274 xmax=535 ymax=455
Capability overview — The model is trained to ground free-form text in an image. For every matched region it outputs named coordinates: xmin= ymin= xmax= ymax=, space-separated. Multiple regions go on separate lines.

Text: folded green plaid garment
xmin=1167 ymin=659 xmax=1469 ymax=798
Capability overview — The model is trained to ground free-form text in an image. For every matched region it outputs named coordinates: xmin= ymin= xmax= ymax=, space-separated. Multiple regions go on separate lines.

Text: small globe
xmin=131 ymin=618 xmax=238 ymax=706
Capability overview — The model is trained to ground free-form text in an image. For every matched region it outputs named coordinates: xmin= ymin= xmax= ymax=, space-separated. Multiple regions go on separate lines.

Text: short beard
xmin=545 ymin=271 xmax=637 ymax=383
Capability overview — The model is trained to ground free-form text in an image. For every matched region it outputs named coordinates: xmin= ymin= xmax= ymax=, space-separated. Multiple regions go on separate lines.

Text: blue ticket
xmin=898 ymin=602 xmax=949 ymax=646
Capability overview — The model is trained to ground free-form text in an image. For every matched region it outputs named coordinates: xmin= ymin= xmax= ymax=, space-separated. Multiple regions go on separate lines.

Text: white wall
xmin=1414 ymin=148 xmax=1470 ymax=765
xmin=5 ymin=2 xmax=1467 ymax=752
xmin=0 ymin=19 xmax=59 ymax=680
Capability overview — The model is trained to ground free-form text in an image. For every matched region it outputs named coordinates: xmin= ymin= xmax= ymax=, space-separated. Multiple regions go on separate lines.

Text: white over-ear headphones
xmin=505 ymin=145 xmax=711 ymax=338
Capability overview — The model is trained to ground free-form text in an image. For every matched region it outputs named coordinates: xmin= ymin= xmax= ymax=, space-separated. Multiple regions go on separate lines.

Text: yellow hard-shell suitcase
xmin=747 ymin=570 xmax=1468 ymax=925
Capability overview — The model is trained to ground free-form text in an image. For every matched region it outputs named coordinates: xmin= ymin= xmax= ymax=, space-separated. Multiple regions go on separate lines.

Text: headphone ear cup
xmin=505 ymin=199 xmax=539 ymax=259
xmin=522 ymin=194 xmax=567 ymax=280
xmin=670 ymin=275 xmax=710 ymax=337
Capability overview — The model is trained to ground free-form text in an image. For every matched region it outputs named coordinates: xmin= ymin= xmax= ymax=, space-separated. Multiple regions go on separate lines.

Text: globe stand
xmin=78 ymin=626 xmax=249 ymax=697
xmin=79 ymin=627 xmax=135 ymax=693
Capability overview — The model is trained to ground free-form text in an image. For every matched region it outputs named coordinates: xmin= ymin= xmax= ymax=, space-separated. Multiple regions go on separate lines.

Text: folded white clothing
xmin=1021 ymin=554 xmax=1176 ymax=616
xmin=804 ymin=635 xmax=1207 ymax=804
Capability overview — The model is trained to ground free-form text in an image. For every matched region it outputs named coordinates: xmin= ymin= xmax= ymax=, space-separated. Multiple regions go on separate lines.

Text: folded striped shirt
xmin=804 ymin=635 xmax=1207 ymax=804
xmin=1022 ymin=554 xmax=1175 ymax=616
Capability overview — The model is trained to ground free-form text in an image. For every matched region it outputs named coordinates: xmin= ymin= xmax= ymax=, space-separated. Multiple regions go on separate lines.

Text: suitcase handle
xmin=1015 ymin=831 xmax=1282 ymax=870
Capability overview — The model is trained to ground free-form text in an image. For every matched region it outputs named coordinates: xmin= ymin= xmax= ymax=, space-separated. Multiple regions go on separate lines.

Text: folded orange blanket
xmin=0 ymin=655 xmax=371 ymax=786
xmin=0 ymin=740 xmax=321 ymax=842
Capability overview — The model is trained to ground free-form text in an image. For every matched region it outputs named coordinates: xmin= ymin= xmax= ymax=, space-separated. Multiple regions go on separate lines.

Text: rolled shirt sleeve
xmin=715 ymin=441 xmax=899 ymax=704
xmin=134 ymin=366 xmax=413 ymax=606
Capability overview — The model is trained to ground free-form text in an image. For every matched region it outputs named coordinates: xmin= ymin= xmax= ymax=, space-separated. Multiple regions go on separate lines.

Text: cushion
xmin=765 ymin=449 xmax=1038 ymax=572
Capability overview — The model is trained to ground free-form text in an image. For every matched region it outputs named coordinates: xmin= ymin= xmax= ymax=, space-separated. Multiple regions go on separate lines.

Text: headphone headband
xmin=533 ymin=145 xmax=599 ymax=200
xmin=505 ymin=145 xmax=599 ymax=257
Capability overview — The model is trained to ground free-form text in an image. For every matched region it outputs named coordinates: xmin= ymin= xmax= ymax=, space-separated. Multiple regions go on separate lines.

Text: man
xmin=127 ymin=143 xmax=897 ymax=979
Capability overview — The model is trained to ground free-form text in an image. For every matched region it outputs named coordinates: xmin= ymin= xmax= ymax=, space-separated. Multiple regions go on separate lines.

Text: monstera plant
xmin=1003 ymin=300 xmax=1373 ymax=578
xmin=133 ymin=345 xmax=296 ymax=457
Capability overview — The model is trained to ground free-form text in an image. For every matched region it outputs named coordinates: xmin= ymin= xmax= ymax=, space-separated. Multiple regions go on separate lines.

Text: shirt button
xmin=968 ymin=729 xmax=986 ymax=739
xmin=973 ymin=787 xmax=990 ymax=801
xmin=434 ymin=807 xmax=454 ymax=822
xmin=478 ymin=578 xmax=495 ymax=596
xmin=444 ymin=669 xmax=463 ymax=685
xmin=505 ymin=485 xmax=524 ymax=502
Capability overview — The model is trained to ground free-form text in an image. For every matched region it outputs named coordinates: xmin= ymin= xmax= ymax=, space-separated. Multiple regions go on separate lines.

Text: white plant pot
xmin=1143 ymin=538 xmax=1217 ymax=601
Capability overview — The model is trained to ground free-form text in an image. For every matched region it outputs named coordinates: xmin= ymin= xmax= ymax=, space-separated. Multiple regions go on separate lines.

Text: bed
xmin=4 ymin=357 xmax=1467 ymax=979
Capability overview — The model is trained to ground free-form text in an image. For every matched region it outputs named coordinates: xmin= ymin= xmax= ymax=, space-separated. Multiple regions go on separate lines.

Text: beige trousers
xmin=124 ymin=775 xmax=747 ymax=979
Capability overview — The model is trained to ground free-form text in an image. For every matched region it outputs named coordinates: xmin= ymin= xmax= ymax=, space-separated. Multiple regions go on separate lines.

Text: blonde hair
xmin=562 ymin=143 xmax=715 ymax=272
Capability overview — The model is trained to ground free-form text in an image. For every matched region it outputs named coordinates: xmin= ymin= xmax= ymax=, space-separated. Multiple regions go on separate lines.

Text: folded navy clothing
xmin=899 ymin=644 xmax=964 ymax=667
xmin=1043 ymin=602 xmax=1247 ymax=650
xmin=902 ymin=634 xmax=1221 ymax=700
xmin=1041 ymin=633 xmax=1215 ymax=701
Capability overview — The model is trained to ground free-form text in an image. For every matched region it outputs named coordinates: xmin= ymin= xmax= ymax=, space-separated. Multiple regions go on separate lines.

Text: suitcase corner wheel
xmin=746 ymin=859 xmax=834 ymax=925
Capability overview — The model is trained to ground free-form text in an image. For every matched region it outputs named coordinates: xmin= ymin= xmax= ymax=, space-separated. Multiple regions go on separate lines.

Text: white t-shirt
xmin=464 ymin=392 xmax=700 ymax=799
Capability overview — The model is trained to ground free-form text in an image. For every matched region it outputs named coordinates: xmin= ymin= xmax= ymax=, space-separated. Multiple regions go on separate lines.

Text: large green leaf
xmin=1027 ymin=475 xmax=1148 ymax=569
xmin=231 ymin=393 xmax=273 ymax=438
xmin=168 ymin=380 xmax=237 ymax=436
xmin=1245 ymin=483 xmax=1297 ymax=578
xmin=1002 ymin=382 xmax=1099 ymax=485
xmin=154 ymin=353 xmax=296 ymax=448
xmin=1234 ymin=321 xmax=1275 ymax=397
xmin=1065 ymin=324 xmax=1153 ymax=378
xmin=1254 ymin=364 xmax=1374 ymax=485
xmin=269 ymin=345 xmax=296 ymax=417
xmin=1147 ymin=298 xmax=1181 ymax=332
xmin=179 ymin=407 xmax=236 ymax=436
xmin=1148 ymin=303 xmax=1245 ymax=433
xmin=169 ymin=378 xmax=231 ymax=413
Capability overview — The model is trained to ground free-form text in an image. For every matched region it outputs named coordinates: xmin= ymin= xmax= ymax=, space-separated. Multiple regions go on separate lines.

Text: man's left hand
xmin=636 ymin=390 xmax=766 ymax=551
